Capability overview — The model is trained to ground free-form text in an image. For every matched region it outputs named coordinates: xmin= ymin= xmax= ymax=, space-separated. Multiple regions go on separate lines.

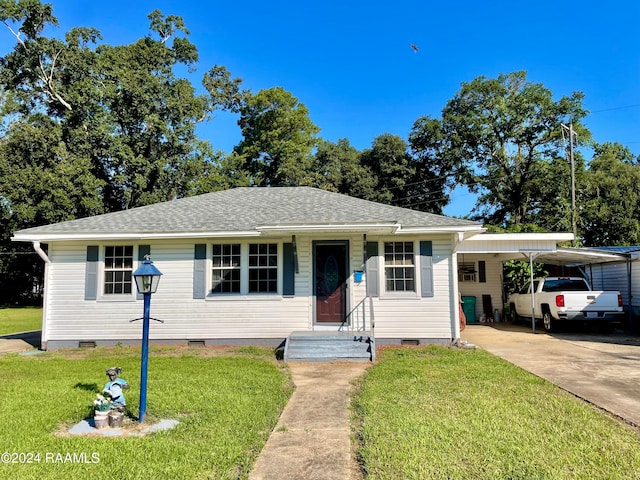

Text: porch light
xmin=133 ymin=257 xmax=163 ymax=294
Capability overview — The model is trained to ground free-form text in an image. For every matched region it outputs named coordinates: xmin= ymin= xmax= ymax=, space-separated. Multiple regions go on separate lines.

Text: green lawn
xmin=0 ymin=307 xmax=42 ymax=335
xmin=353 ymin=346 xmax=640 ymax=480
xmin=0 ymin=345 xmax=292 ymax=479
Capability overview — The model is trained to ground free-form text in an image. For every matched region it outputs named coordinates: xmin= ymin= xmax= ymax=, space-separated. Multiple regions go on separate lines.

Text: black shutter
xmin=283 ymin=243 xmax=296 ymax=296
xmin=479 ymin=260 xmax=486 ymax=283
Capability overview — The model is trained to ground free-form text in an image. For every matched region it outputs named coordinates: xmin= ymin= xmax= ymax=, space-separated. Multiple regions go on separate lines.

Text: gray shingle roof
xmin=13 ymin=187 xmax=481 ymax=240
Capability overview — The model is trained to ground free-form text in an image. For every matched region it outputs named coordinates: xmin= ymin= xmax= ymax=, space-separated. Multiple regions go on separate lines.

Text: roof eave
xmin=12 ymin=222 xmax=484 ymax=243
xmin=11 ymin=231 xmax=262 ymax=242
xmin=466 ymin=232 xmax=575 ymax=242
xmin=394 ymin=225 xmax=484 ymax=235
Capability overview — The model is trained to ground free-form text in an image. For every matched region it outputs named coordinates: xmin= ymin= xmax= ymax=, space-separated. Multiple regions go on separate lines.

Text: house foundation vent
xmin=401 ymin=339 xmax=420 ymax=346
xmin=78 ymin=341 xmax=97 ymax=348
xmin=188 ymin=340 xmax=206 ymax=347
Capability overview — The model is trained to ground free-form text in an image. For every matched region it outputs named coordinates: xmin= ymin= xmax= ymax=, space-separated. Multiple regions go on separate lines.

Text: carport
xmin=455 ymin=234 xmax=628 ymax=334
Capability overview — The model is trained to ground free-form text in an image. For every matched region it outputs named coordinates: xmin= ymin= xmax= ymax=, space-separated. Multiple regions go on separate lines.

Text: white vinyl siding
xmin=41 ymin=233 xmax=458 ymax=347
xmin=368 ymin=235 xmax=453 ymax=340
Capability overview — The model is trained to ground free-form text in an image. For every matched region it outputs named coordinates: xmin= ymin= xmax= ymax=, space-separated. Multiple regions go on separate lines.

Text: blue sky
xmin=2 ymin=1 xmax=639 ymax=216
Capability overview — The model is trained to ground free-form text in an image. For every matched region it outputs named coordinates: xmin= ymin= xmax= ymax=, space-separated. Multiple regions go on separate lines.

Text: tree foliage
xmin=234 ymin=87 xmax=320 ymax=186
xmin=580 ymin=143 xmax=640 ymax=246
xmin=311 ymin=138 xmax=376 ymax=197
xmin=441 ymin=71 xmax=589 ymax=227
xmin=0 ymin=0 xmax=246 ymax=303
xmin=407 ymin=116 xmax=458 ymax=214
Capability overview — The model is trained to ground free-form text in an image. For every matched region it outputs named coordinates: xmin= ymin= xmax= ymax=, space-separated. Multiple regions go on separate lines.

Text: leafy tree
xmin=359 ymin=133 xmax=415 ymax=205
xmin=177 ymin=148 xmax=251 ymax=197
xmin=234 ymin=87 xmax=320 ymax=186
xmin=0 ymin=113 xmax=105 ymax=304
xmin=407 ymin=116 xmax=458 ymax=214
xmin=311 ymin=138 xmax=377 ymax=198
xmin=580 ymin=143 xmax=640 ymax=246
xmin=440 ymin=71 xmax=589 ymax=227
xmin=0 ymin=2 xmax=246 ymax=211
xmin=0 ymin=1 xmax=246 ymax=304
xmin=0 ymin=114 xmax=104 ymax=227
xmin=503 ymin=260 xmax=548 ymax=299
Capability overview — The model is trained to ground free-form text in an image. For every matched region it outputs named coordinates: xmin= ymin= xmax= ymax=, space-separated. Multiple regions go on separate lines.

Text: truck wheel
xmin=543 ymin=311 xmax=557 ymax=332
xmin=509 ymin=304 xmax=519 ymax=324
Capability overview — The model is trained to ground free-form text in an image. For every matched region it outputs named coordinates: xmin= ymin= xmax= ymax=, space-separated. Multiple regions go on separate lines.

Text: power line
xmin=590 ymin=104 xmax=640 ymax=113
xmin=0 ymin=251 xmax=38 ymax=255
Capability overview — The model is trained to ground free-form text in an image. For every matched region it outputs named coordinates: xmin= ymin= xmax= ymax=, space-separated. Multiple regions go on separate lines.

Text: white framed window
xmin=103 ymin=245 xmax=133 ymax=295
xmin=384 ymin=241 xmax=415 ymax=292
xmin=212 ymin=244 xmax=241 ymax=293
xmin=249 ymin=243 xmax=278 ymax=293
xmin=210 ymin=243 xmax=279 ymax=295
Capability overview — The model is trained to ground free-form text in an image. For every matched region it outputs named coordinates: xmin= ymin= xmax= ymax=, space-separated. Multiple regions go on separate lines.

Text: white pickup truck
xmin=507 ymin=277 xmax=624 ymax=332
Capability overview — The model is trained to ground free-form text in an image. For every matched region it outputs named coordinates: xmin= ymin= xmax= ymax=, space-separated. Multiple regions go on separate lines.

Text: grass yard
xmin=353 ymin=346 xmax=640 ymax=480
xmin=0 ymin=345 xmax=292 ymax=479
xmin=0 ymin=307 xmax=42 ymax=335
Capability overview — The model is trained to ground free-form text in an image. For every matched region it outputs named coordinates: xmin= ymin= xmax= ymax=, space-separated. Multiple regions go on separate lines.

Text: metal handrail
xmin=341 ymin=297 xmax=367 ymax=333
xmin=340 ymin=295 xmax=376 ymax=361
xmin=369 ymin=295 xmax=376 ymax=362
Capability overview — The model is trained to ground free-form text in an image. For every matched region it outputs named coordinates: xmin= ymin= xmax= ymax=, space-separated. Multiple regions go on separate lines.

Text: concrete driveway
xmin=462 ymin=323 xmax=640 ymax=427
xmin=0 ymin=331 xmax=41 ymax=354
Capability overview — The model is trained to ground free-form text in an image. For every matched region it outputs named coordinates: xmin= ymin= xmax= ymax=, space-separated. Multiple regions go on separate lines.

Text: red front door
xmin=314 ymin=242 xmax=348 ymax=324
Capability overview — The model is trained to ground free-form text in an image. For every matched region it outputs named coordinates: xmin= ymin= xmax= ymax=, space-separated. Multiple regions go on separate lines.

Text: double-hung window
xmin=212 ymin=244 xmax=241 ymax=293
xmin=210 ymin=243 xmax=278 ymax=295
xmin=104 ymin=246 xmax=133 ymax=295
xmin=384 ymin=241 xmax=415 ymax=292
xmin=249 ymin=244 xmax=278 ymax=293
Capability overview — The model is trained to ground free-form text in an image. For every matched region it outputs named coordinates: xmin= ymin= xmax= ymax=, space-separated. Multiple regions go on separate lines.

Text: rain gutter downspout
xmin=33 ymin=241 xmax=50 ymax=264
xmin=452 ymin=232 xmax=465 ymax=342
xmin=32 ymin=241 xmax=49 ymax=350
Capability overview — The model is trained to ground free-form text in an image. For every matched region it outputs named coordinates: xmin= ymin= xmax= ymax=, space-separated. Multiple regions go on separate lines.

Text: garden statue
xmin=104 ymin=367 xmax=129 ymax=412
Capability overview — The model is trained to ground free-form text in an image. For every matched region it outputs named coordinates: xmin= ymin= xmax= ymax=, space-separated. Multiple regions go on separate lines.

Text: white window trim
xmin=380 ymin=239 xmax=421 ymax=299
xmin=97 ymin=244 xmax=139 ymax=302
xmin=211 ymin=243 xmax=242 ymax=294
xmin=206 ymin=242 xmax=283 ymax=300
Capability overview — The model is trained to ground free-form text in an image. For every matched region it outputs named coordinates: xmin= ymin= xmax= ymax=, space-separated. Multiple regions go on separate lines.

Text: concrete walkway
xmin=0 ymin=330 xmax=40 ymax=354
xmin=462 ymin=323 xmax=640 ymax=427
xmin=249 ymin=362 xmax=369 ymax=480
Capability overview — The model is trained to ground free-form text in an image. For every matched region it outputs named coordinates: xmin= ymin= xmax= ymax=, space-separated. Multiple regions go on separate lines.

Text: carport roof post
xmin=519 ymin=250 xmax=552 ymax=334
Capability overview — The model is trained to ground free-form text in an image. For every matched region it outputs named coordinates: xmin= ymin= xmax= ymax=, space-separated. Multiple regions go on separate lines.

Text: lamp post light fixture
xmin=132 ymin=255 xmax=163 ymax=423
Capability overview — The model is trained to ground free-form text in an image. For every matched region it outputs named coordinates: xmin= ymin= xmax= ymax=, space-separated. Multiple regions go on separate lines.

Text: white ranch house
xmin=13 ymin=187 xmax=599 ymax=358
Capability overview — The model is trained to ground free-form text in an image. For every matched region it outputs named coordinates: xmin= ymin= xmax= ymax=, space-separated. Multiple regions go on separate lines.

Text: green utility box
xmin=462 ymin=296 xmax=477 ymax=324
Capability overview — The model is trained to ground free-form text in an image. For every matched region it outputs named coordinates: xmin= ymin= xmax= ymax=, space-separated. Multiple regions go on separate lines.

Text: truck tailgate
xmin=562 ymin=292 xmax=622 ymax=316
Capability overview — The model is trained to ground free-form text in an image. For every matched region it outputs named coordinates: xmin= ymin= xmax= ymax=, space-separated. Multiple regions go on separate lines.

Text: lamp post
xmin=132 ymin=256 xmax=162 ymax=423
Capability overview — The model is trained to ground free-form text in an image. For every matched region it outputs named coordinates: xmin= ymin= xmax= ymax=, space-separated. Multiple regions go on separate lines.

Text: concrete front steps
xmin=284 ymin=331 xmax=373 ymax=362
